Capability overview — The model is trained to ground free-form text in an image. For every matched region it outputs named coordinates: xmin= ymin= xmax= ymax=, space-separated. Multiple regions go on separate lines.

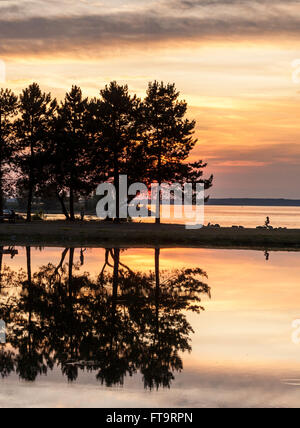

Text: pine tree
xmin=0 ymin=88 xmax=18 ymax=220
xmin=49 ymin=86 xmax=92 ymax=221
xmin=91 ymin=82 xmax=142 ymax=221
xmin=15 ymin=83 xmax=56 ymax=222
xmin=143 ymin=81 xmax=213 ymax=223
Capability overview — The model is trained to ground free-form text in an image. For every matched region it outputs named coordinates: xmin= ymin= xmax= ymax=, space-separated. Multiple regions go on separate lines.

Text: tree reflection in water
xmin=0 ymin=247 xmax=210 ymax=389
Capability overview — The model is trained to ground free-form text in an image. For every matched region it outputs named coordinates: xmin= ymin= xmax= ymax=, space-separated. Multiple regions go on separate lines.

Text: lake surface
xmin=44 ymin=205 xmax=300 ymax=229
xmin=1 ymin=246 xmax=300 ymax=408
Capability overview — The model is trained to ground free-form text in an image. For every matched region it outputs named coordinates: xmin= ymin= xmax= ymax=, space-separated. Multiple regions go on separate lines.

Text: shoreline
xmin=0 ymin=221 xmax=299 ymax=250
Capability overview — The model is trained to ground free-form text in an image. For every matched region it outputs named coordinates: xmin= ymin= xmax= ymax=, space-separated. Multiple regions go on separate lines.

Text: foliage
xmin=0 ymin=80 xmax=213 ymax=222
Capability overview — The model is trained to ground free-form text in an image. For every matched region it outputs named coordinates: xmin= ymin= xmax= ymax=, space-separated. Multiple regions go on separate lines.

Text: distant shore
xmin=206 ymin=198 xmax=300 ymax=206
xmin=0 ymin=221 xmax=300 ymax=250
xmin=6 ymin=198 xmax=300 ymax=213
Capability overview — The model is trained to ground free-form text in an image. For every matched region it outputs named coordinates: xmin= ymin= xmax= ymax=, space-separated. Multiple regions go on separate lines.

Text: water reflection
xmin=0 ymin=247 xmax=210 ymax=389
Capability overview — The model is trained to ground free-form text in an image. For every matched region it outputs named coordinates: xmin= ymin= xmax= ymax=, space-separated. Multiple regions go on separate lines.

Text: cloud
xmin=0 ymin=1 xmax=300 ymax=57
xmin=198 ymin=143 xmax=300 ymax=167
xmin=171 ymin=0 xmax=298 ymax=5
xmin=166 ymin=0 xmax=300 ymax=9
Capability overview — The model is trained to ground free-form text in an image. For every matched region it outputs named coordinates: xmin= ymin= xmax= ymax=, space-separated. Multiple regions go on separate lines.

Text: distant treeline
xmin=0 ymin=81 xmax=213 ymax=222
xmin=6 ymin=197 xmax=300 ymax=212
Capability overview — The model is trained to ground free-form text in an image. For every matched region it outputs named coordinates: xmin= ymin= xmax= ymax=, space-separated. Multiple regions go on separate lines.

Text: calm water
xmin=1 ymin=246 xmax=300 ymax=408
xmin=151 ymin=205 xmax=300 ymax=228
xmin=203 ymin=205 xmax=300 ymax=228
xmin=45 ymin=205 xmax=300 ymax=228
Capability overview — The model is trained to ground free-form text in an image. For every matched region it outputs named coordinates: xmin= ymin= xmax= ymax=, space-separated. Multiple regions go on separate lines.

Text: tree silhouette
xmin=0 ymin=80 xmax=213 ymax=222
xmin=0 ymin=88 xmax=18 ymax=219
xmin=0 ymin=247 xmax=210 ymax=388
xmin=14 ymin=83 xmax=57 ymax=222
xmin=143 ymin=81 xmax=213 ymax=223
xmin=98 ymin=247 xmax=210 ymax=388
xmin=90 ymin=82 xmax=144 ymax=221
xmin=45 ymin=86 xmax=93 ymax=221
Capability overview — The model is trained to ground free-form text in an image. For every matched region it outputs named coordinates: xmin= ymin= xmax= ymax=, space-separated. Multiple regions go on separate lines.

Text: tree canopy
xmin=0 ymin=246 xmax=210 ymax=387
xmin=0 ymin=81 xmax=213 ymax=222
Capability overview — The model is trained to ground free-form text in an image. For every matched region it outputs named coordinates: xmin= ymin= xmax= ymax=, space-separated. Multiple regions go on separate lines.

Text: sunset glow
xmin=1 ymin=0 xmax=300 ymax=197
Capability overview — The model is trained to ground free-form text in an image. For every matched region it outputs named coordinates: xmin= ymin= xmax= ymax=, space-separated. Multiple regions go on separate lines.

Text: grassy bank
xmin=0 ymin=221 xmax=299 ymax=250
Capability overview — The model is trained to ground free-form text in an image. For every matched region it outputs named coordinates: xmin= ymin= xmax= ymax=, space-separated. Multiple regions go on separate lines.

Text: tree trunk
xmin=53 ymin=248 xmax=69 ymax=277
xmin=69 ymin=184 xmax=75 ymax=221
xmin=56 ymin=192 xmax=70 ymax=220
xmin=26 ymin=246 xmax=33 ymax=353
xmin=26 ymin=246 xmax=32 ymax=285
xmin=155 ymin=188 xmax=161 ymax=225
xmin=68 ymin=248 xmax=75 ymax=313
xmin=26 ymin=185 xmax=33 ymax=222
xmin=155 ymin=139 xmax=162 ymax=225
xmin=0 ymin=130 xmax=4 ymax=221
xmin=155 ymin=247 xmax=160 ymax=336
xmin=68 ymin=248 xmax=74 ymax=294
xmin=114 ymin=158 xmax=120 ymax=223
xmin=115 ymin=178 xmax=120 ymax=222
xmin=112 ymin=248 xmax=120 ymax=319
xmin=26 ymin=246 xmax=33 ymax=326
xmin=26 ymin=159 xmax=34 ymax=222
xmin=0 ymin=164 xmax=4 ymax=222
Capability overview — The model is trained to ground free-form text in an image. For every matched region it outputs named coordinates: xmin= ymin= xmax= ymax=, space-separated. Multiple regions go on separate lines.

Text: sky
xmin=1 ymin=0 xmax=300 ymax=198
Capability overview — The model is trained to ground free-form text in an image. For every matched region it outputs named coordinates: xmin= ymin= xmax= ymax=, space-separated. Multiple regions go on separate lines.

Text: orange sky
xmin=1 ymin=0 xmax=300 ymax=198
